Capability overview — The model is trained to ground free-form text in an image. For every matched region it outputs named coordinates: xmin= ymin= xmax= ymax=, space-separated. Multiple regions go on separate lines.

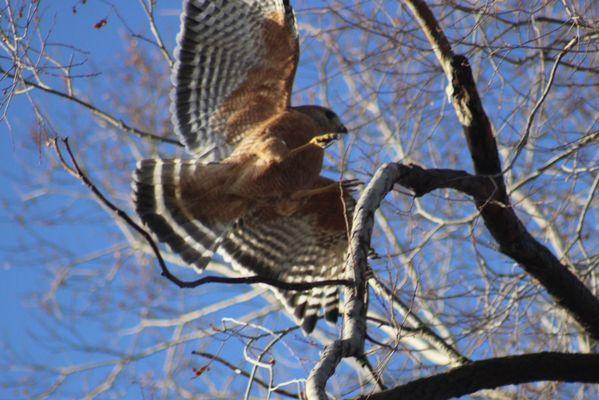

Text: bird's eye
xmin=324 ymin=110 xmax=336 ymax=120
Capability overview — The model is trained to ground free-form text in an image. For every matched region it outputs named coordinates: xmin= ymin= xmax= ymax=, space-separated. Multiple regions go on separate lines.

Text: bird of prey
xmin=132 ymin=0 xmax=354 ymax=333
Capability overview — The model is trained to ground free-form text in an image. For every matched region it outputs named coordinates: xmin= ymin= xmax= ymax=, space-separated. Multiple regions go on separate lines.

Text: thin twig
xmin=369 ymin=276 xmax=470 ymax=366
xmin=505 ymin=37 xmax=579 ymax=172
xmin=509 ymin=130 xmax=599 ymax=192
xmin=192 ymin=351 xmax=299 ymax=399
xmin=2 ymin=66 xmax=181 ymax=146
xmin=138 ymin=0 xmax=175 ymax=68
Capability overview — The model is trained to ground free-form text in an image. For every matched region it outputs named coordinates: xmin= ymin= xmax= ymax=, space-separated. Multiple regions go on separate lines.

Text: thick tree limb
xmin=357 ymin=352 xmax=599 ymax=400
xmin=304 ymin=158 xmax=599 ymax=398
xmin=394 ymin=162 xmax=599 ymax=339
xmin=306 ymin=163 xmax=403 ymax=400
xmin=306 ymin=1 xmax=597 ymax=397
xmin=401 ymin=0 xmax=599 ymax=339
xmin=401 ymin=0 xmax=454 ymax=75
xmin=393 ymin=165 xmax=495 ymax=200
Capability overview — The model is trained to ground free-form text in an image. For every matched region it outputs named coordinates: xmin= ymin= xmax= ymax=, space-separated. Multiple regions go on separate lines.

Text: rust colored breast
xmin=299 ymin=178 xmax=354 ymax=233
xmin=226 ymin=110 xmax=325 ymax=199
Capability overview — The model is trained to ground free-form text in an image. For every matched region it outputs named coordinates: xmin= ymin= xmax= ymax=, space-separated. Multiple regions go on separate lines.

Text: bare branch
xmin=369 ymin=276 xmax=470 ymax=366
xmin=357 ymin=352 xmax=599 ymax=400
xmin=507 ymin=37 xmax=580 ymax=171
xmin=400 ymin=0 xmax=599 ymax=339
xmin=306 ymin=163 xmax=403 ymax=399
xmin=1 ymin=66 xmax=181 ymax=146
xmin=138 ymin=0 xmax=175 ymax=69
xmin=392 ymin=163 xmax=599 ymax=339
xmin=400 ymin=0 xmax=455 ymax=75
xmin=192 ymin=351 xmax=299 ymax=399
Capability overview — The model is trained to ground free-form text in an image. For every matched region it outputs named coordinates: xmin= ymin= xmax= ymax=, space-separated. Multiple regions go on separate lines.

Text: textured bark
xmin=401 ymin=0 xmax=599 ymax=340
xmin=446 ymin=56 xmax=599 ymax=340
xmin=306 ymin=163 xmax=402 ymax=399
xmin=358 ymin=352 xmax=599 ymax=400
xmin=394 ymin=162 xmax=599 ymax=339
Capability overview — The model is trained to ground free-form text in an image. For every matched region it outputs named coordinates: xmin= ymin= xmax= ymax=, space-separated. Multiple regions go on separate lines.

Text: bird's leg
xmin=290 ymin=179 xmax=361 ymax=200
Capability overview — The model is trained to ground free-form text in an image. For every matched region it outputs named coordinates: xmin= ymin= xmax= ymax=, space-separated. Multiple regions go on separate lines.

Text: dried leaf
xmin=191 ymin=366 xmax=210 ymax=380
xmin=94 ymin=18 xmax=107 ymax=29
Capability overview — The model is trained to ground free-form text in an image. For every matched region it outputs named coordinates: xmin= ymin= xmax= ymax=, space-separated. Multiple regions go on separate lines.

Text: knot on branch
xmin=450 ymin=55 xmax=475 ymax=87
xmin=446 ymin=55 xmax=504 ymax=178
xmin=396 ymin=163 xmax=441 ymax=198
xmin=447 ymin=54 xmax=486 ymax=129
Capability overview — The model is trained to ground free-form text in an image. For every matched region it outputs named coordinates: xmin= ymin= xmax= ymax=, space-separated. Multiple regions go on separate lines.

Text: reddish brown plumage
xmin=134 ymin=0 xmax=353 ymax=333
xmin=179 ymin=109 xmax=347 ymax=230
xmin=215 ymin=12 xmax=300 ymax=145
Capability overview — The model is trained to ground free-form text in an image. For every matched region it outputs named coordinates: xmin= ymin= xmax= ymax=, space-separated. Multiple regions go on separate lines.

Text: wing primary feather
xmin=171 ymin=0 xmax=299 ymax=160
xmin=133 ymin=158 xmax=233 ymax=271
xmin=135 ymin=0 xmax=347 ymax=334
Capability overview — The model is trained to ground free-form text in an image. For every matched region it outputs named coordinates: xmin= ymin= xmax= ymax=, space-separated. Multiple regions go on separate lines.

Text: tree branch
xmin=192 ymin=351 xmax=299 ymax=399
xmin=306 ymin=163 xmax=403 ymax=399
xmin=357 ymin=352 xmax=599 ymax=400
xmin=1 ymin=66 xmax=182 ymax=146
xmin=393 ymin=163 xmax=599 ymax=339
xmin=368 ymin=275 xmax=471 ymax=366
xmin=506 ymin=37 xmax=579 ymax=170
xmin=401 ymin=0 xmax=599 ymax=340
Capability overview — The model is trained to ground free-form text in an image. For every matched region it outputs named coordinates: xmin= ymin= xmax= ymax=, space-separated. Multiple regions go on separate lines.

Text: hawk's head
xmin=293 ymin=105 xmax=348 ymax=135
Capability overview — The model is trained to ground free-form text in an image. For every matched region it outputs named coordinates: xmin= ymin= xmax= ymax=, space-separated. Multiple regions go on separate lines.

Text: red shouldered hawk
xmin=132 ymin=0 xmax=355 ymax=333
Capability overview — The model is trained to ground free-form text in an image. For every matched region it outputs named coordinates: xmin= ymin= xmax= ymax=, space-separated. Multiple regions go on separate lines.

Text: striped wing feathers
xmin=133 ymin=159 xmax=232 ymax=271
xmin=134 ymin=159 xmax=354 ymax=333
xmin=171 ymin=0 xmax=299 ymax=160
xmin=220 ymin=178 xmax=355 ymax=332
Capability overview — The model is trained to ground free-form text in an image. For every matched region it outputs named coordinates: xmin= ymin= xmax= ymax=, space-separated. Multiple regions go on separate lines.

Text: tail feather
xmin=132 ymin=158 xmax=231 ymax=271
xmin=323 ymin=285 xmax=340 ymax=322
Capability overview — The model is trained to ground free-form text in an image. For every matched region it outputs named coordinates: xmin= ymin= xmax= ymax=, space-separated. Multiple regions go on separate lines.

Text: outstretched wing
xmin=132 ymin=158 xmax=244 ymax=271
xmin=171 ymin=0 xmax=299 ymax=160
xmin=219 ymin=178 xmax=355 ymax=333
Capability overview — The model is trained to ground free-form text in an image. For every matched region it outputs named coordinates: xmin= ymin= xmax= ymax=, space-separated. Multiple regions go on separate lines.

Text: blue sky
xmin=0 ymin=2 xmax=177 ymax=398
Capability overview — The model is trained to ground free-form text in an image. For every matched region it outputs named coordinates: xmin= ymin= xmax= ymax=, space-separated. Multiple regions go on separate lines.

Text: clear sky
xmin=0 ymin=2 xmax=181 ymax=398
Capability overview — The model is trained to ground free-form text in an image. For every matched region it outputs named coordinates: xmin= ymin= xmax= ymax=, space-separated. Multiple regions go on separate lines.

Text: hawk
xmin=132 ymin=0 xmax=354 ymax=333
